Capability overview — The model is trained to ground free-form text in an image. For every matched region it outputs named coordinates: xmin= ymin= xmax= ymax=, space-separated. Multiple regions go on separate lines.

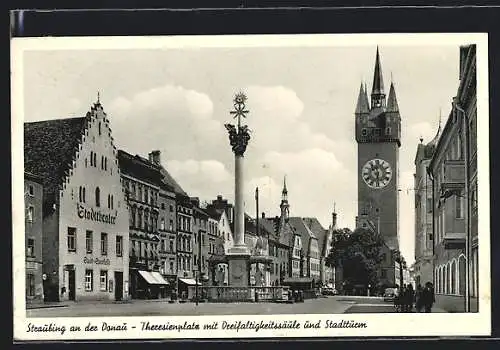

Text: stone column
xmin=225 ymin=93 xmax=252 ymax=289
xmin=232 ymin=154 xmax=247 ymax=251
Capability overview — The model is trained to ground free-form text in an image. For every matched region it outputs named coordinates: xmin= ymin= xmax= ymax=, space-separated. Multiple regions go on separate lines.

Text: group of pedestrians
xmin=395 ymin=282 xmax=435 ymax=313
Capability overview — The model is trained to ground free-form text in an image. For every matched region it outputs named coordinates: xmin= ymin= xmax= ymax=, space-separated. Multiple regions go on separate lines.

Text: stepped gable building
xmin=413 ymin=124 xmax=440 ymax=288
xmin=355 ymin=47 xmax=402 ymax=286
xmin=24 ymin=172 xmax=44 ymax=304
xmin=260 ymin=213 xmax=289 ymax=285
xmin=288 ymin=217 xmax=320 ymax=282
xmin=24 ymin=99 xmax=129 ymax=302
xmin=118 ymin=150 xmax=169 ymax=299
xmin=302 ymin=216 xmax=332 ymax=285
xmin=429 ymin=44 xmax=477 ymax=312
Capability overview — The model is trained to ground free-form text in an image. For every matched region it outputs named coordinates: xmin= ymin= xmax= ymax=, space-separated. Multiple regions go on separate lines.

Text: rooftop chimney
xmin=149 ymin=150 xmax=161 ymax=165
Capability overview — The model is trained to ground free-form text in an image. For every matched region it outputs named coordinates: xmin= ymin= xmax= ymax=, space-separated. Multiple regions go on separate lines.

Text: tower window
xmin=99 ymin=122 xmax=102 ymax=136
xmin=374 ymin=128 xmax=381 ymax=136
xmin=385 ymin=127 xmax=391 ymax=135
xmin=361 ymin=128 xmax=368 ymax=136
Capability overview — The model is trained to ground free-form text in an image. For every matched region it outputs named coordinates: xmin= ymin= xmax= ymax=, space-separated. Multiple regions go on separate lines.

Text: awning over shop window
xmin=150 ymin=271 xmax=169 ymax=285
xmin=138 ymin=270 xmax=169 ymax=285
xmin=138 ymin=270 xmax=157 ymax=284
xmin=179 ymin=278 xmax=201 ymax=286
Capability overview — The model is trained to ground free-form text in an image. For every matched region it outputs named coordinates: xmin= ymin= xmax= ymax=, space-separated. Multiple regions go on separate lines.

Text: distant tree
xmin=326 ymin=227 xmax=385 ymax=288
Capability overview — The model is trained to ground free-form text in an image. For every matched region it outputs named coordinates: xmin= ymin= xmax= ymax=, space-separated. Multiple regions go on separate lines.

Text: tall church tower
xmin=280 ymin=176 xmax=290 ymax=222
xmin=355 ymin=47 xmax=401 ymax=251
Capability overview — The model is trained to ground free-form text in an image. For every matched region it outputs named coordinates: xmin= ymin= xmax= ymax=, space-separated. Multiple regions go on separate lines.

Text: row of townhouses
xmin=413 ymin=44 xmax=478 ymax=312
xmin=23 ymin=100 xmax=337 ymax=304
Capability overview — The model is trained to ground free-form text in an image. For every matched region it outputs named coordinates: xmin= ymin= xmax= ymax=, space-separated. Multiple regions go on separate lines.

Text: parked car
xmin=383 ymin=287 xmax=399 ymax=302
xmin=322 ymin=287 xmax=338 ymax=296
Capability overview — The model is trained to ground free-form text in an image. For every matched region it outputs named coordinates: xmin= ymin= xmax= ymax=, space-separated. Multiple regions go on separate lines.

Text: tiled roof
xmin=193 ymin=206 xmax=209 ymax=218
xmin=117 ymin=149 xmax=164 ymax=187
xmin=302 ymin=217 xmax=329 ymax=255
xmin=159 ymin=166 xmax=187 ymax=196
xmin=24 ymin=116 xmax=88 ymax=215
xmin=204 ymin=207 xmax=223 ymax=221
xmin=288 ymin=217 xmax=318 ymax=252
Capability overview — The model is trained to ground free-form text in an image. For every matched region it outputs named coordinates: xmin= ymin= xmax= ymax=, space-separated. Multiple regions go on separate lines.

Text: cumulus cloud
xmin=165 ymin=159 xmax=233 ymax=202
xmin=244 ymin=148 xmax=357 ymax=230
xmin=406 ymin=121 xmax=439 ymax=145
xmin=106 ymin=83 xmax=225 ymax=161
xmin=241 ymin=85 xmax=337 ymax=154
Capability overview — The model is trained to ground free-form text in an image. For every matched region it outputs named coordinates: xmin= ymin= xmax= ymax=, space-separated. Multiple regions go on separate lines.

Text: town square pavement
xmin=26 ymin=296 xmax=446 ymax=317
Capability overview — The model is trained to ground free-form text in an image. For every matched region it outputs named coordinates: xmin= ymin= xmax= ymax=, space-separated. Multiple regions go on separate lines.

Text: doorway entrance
xmin=115 ymin=271 xmax=123 ymax=301
xmin=68 ymin=270 xmax=76 ymax=301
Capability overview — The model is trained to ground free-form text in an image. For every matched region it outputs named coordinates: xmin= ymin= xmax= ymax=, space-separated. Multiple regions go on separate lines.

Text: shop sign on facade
xmin=77 ymin=203 xmax=117 ymax=225
xmin=83 ymin=256 xmax=111 ymax=265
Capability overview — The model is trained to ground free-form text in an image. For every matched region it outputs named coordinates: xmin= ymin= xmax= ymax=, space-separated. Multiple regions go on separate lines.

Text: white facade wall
xmin=58 ymin=104 xmax=129 ymax=301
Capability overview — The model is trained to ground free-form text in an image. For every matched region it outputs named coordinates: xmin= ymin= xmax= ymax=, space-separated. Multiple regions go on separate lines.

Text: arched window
xmin=144 ymin=211 xmax=149 ymax=231
xmin=111 ymin=195 xmax=114 ymax=209
xmin=82 ymin=187 xmax=86 ymax=203
xmin=98 ymin=122 xmax=102 ymax=135
xmin=107 ymin=194 xmax=110 ymax=209
xmin=90 ymin=152 xmax=94 ymax=166
xmin=101 ymin=155 xmax=104 ymax=170
xmin=104 ymin=157 xmax=107 ymax=171
xmin=459 ymin=255 xmax=466 ymax=295
xmin=138 ymin=209 xmax=143 ymax=229
xmin=95 ymin=187 xmax=100 ymax=207
xmin=130 ymin=206 xmax=135 ymax=227
xmin=79 ymin=186 xmax=82 ymax=202
xmin=451 ymin=260 xmax=457 ymax=294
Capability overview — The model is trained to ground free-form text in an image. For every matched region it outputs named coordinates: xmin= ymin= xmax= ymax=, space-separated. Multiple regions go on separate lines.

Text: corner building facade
xmin=24 ymin=100 xmax=129 ymax=302
xmin=24 ymin=172 xmax=44 ymax=303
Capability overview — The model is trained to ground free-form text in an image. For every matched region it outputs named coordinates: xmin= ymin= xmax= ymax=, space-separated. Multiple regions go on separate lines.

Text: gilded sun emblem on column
xmin=225 ymin=92 xmax=251 ymax=156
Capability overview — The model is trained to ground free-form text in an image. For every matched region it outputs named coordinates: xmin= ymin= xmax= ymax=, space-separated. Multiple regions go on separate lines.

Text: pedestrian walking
xmin=400 ymin=285 xmax=408 ymax=312
xmin=406 ymin=284 xmax=414 ymax=312
xmin=422 ymin=282 xmax=435 ymax=313
xmin=415 ymin=284 xmax=424 ymax=312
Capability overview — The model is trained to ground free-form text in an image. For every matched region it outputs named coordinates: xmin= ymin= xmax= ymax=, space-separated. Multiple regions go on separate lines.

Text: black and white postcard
xmin=11 ymin=32 xmax=491 ymax=340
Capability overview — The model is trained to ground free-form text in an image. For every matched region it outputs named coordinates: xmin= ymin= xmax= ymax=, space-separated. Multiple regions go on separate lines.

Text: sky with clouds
xmin=22 ymin=41 xmax=462 ymax=264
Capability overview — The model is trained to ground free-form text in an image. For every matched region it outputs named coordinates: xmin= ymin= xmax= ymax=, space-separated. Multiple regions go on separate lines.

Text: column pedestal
xmin=227 ymin=255 xmax=250 ymax=287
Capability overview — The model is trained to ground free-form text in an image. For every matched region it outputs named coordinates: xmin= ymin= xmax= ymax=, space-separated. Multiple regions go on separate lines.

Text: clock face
xmin=362 ymin=158 xmax=393 ymax=189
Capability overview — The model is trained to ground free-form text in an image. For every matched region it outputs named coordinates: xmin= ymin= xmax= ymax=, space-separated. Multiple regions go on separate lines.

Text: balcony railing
xmin=441 ymin=160 xmax=465 ymax=193
xmin=442 ymin=231 xmax=466 ymax=250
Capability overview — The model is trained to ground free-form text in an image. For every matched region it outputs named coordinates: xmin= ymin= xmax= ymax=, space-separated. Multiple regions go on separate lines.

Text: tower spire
xmin=386 ymin=80 xmax=399 ymax=112
xmin=355 ymin=81 xmax=370 ymax=114
xmin=280 ymin=175 xmax=289 ymax=221
xmin=282 ymin=175 xmax=288 ymax=197
xmin=371 ymin=46 xmax=386 ymax=108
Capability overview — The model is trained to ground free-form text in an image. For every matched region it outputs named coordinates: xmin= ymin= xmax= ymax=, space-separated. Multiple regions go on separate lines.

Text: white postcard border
xmin=11 ymin=33 xmax=491 ymax=340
